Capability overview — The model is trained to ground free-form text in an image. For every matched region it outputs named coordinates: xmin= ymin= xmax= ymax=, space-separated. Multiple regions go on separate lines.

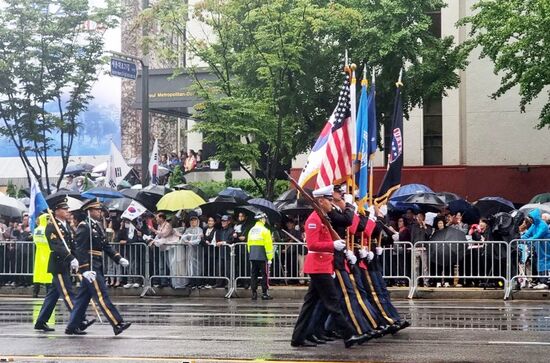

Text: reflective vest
xmin=33 ymin=214 xmax=52 ymax=284
xmin=247 ymin=221 xmax=273 ymax=261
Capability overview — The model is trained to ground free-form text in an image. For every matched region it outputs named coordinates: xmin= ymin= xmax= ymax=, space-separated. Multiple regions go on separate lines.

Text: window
xmin=423 ymin=98 xmax=442 ymax=165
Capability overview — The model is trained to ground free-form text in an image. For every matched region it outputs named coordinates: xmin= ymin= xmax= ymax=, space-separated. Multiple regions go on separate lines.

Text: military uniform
xmin=35 ymin=209 xmax=77 ymax=330
xmin=66 ymin=199 xmax=131 ymax=335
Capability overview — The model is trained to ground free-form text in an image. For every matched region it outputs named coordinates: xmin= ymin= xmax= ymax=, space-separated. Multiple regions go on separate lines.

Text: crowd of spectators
xmin=159 ymin=149 xmax=203 ymax=173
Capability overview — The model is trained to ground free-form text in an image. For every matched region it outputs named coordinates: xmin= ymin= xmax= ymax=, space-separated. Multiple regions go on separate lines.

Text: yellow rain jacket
xmin=33 ymin=214 xmax=52 ymax=284
xmin=247 ymin=220 xmax=273 ymax=262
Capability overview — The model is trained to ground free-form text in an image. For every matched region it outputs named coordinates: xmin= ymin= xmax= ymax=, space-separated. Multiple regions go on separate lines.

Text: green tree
xmin=460 ymin=0 xmax=550 ymax=128
xmin=0 ymin=0 xmax=119 ymax=193
xmin=142 ymin=0 xmax=468 ymax=199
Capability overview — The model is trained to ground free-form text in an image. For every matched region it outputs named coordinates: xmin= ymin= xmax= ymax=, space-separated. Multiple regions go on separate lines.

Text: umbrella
xmin=387 ymin=201 xmax=421 ymax=213
xmin=18 ymin=197 xmax=30 ymax=208
xmin=135 ymin=185 xmax=173 ymax=212
xmin=529 ymin=193 xmax=550 ymax=204
xmin=173 ymin=184 xmax=208 ymax=201
xmin=47 ymin=189 xmax=84 ymax=201
xmin=428 ymin=227 xmax=467 ymax=267
xmin=248 ymin=198 xmax=282 ymax=224
xmin=105 ymin=197 xmax=134 ymax=212
xmin=435 ymin=192 xmax=461 ymax=203
xmin=278 ymin=200 xmax=313 ymax=216
xmin=235 ymin=205 xmax=261 ymax=219
xmin=200 ymin=196 xmax=242 ymax=217
xmin=156 ymin=190 xmax=206 ymax=212
xmin=218 ymin=187 xmax=251 ymax=202
xmin=473 ymin=197 xmax=515 ymax=217
xmin=121 ymin=188 xmax=141 ymax=200
xmin=81 ymin=187 xmax=124 ymax=200
xmin=62 ymin=163 xmax=95 ymax=175
xmin=66 ymin=196 xmax=84 ymax=212
xmin=519 ymin=203 xmax=550 ymax=215
xmin=274 ymin=189 xmax=298 ymax=207
xmin=92 ymin=162 xmax=108 ymax=174
xmin=389 ymin=183 xmax=434 ymax=202
xmin=402 ymin=192 xmax=446 ymax=212
xmin=447 ymin=199 xmax=481 ymax=225
xmin=0 ymin=195 xmax=27 ymax=218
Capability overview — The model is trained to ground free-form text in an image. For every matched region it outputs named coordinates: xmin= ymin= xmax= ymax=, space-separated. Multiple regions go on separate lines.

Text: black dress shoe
xmin=34 ymin=322 xmax=54 ymax=332
xmin=306 ymin=335 xmax=326 ymax=344
xmin=326 ymin=330 xmax=343 ymax=339
xmin=358 ymin=332 xmax=373 ymax=345
xmin=113 ymin=322 xmax=132 ymax=336
xmin=251 ymin=291 xmax=258 ymax=300
xmin=79 ymin=318 xmax=96 ymax=331
xmin=388 ymin=323 xmax=400 ymax=335
xmin=290 ymin=340 xmax=317 ymax=347
xmin=317 ymin=334 xmax=334 ymax=341
xmin=344 ymin=334 xmax=365 ymax=348
xmin=65 ymin=327 xmax=87 ymax=335
xmin=398 ymin=320 xmax=411 ymax=330
xmin=261 ymin=293 xmax=273 ymax=300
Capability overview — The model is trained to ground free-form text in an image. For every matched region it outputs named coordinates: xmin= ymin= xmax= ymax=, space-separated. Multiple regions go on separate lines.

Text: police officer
xmin=291 ymin=185 xmax=369 ymax=348
xmin=65 ymin=198 xmax=131 ymax=335
xmin=32 ymin=213 xmax=52 ymax=298
xmin=247 ymin=212 xmax=273 ymax=300
xmin=34 ymin=198 xmax=95 ymax=333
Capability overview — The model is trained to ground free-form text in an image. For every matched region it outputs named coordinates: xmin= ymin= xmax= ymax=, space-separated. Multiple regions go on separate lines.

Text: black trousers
xmin=36 ymin=272 xmax=75 ymax=324
xmin=291 ymin=273 xmax=355 ymax=343
xmin=250 ymin=260 xmax=268 ymax=294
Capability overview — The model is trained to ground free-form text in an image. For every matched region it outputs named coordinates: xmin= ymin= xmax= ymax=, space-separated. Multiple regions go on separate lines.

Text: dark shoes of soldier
xmin=251 ymin=291 xmax=258 ymax=300
xmin=34 ymin=322 xmax=54 ymax=332
xmin=344 ymin=333 xmax=370 ymax=348
xmin=325 ymin=330 xmax=343 ymax=339
xmin=65 ymin=327 xmax=87 ymax=335
xmin=79 ymin=319 xmax=96 ymax=331
xmin=306 ymin=335 xmax=326 ymax=345
xmin=261 ymin=293 xmax=273 ymax=300
xmin=290 ymin=340 xmax=317 ymax=347
xmin=398 ymin=320 xmax=411 ymax=331
xmin=113 ymin=322 xmax=132 ymax=336
xmin=317 ymin=333 xmax=334 ymax=341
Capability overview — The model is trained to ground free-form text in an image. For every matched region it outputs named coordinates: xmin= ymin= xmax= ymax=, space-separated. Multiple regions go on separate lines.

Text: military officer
xmin=65 ymin=199 xmax=131 ymax=335
xmin=34 ymin=198 xmax=95 ymax=332
xmin=291 ymin=185 xmax=369 ymax=348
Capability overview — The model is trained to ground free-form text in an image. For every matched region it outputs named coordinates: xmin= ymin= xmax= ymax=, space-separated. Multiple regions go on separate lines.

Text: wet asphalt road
xmin=1 ymin=296 xmax=550 ymax=362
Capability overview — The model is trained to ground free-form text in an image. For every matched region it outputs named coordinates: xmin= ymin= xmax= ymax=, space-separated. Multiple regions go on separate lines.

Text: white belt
xmin=308 ymin=251 xmax=334 ymax=255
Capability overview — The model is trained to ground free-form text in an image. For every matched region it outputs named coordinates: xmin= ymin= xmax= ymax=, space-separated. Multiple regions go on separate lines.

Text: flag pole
xmin=368 ymin=68 xmax=376 ymax=207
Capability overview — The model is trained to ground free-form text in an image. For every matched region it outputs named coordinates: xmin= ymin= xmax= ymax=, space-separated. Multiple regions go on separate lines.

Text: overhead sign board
xmin=110 ymin=58 xmax=137 ymax=80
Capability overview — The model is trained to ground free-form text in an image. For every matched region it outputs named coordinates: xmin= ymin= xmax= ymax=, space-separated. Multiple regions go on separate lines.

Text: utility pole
xmin=141 ymin=0 xmax=150 ymax=187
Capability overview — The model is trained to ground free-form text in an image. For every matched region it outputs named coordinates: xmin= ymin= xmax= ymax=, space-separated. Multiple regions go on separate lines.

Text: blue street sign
xmin=110 ymin=58 xmax=137 ymax=80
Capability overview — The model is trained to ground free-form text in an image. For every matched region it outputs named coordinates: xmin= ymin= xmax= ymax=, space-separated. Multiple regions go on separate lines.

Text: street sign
xmin=110 ymin=58 xmax=137 ymax=80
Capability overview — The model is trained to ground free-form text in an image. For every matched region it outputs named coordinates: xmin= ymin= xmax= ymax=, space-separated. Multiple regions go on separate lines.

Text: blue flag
xmin=356 ymin=81 xmax=369 ymax=207
xmin=367 ymin=82 xmax=377 ymax=157
xmin=29 ymin=177 xmax=49 ymax=232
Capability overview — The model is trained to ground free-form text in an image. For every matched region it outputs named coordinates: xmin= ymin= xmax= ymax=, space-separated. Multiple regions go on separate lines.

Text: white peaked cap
xmin=312 ymin=185 xmax=334 ymax=198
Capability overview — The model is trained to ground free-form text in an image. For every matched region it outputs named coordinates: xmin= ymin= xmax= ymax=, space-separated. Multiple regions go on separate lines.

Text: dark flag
xmin=374 ymin=86 xmax=403 ymax=205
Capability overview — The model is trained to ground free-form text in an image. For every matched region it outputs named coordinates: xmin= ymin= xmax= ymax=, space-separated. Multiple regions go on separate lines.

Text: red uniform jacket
xmin=304 ymin=212 xmax=335 ymax=274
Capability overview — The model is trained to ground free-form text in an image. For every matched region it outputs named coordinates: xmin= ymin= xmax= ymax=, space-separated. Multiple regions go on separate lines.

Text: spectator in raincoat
xmin=180 ymin=212 xmax=203 ymax=289
xmin=520 ymin=208 xmax=550 ymax=289
xmin=32 ymin=214 xmax=53 ymax=298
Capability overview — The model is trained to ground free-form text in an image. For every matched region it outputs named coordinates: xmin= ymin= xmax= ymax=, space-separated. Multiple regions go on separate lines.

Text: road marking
xmin=2 ymin=356 xmax=352 ymax=363
xmin=489 ymin=341 xmax=550 ymax=346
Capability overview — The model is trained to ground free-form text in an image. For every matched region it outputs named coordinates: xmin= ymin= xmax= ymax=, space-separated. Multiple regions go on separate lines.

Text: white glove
xmin=375 ymin=246 xmax=383 ymax=256
xmin=82 ymin=271 xmax=97 ymax=283
xmin=345 ymin=250 xmax=357 ymax=265
xmin=70 ymin=258 xmax=79 ymax=272
xmin=367 ymin=251 xmax=375 ymax=261
xmin=119 ymin=258 xmax=129 ymax=267
xmin=359 ymin=248 xmax=368 ymax=259
xmin=267 ymin=260 xmax=272 ymax=266
xmin=392 ymin=233 xmax=400 ymax=241
xmin=333 ymin=239 xmax=346 ymax=251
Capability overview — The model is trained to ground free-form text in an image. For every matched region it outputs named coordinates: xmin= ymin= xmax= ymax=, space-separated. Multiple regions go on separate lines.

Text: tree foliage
xmin=0 ymin=0 xmax=119 ymax=193
xmin=142 ymin=0 xmax=468 ymax=199
xmin=460 ymin=0 xmax=550 ymax=128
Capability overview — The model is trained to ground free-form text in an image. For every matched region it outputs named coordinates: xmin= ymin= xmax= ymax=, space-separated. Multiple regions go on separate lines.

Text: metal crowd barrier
xmin=379 ymin=242 xmax=413 ymax=286
xmin=0 ymin=241 xmax=35 ymax=286
xmin=104 ymin=242 xmax=147 ymax=288
xmin=408 ymin=240 xmax=509 ymax=298
xmin=145 ymin=243 xmax=234 ymax=298
xmin=506 ymin=239 xmax=550 ymax=299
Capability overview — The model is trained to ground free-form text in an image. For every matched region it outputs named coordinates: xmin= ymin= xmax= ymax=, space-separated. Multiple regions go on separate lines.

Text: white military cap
xmin=312 ymin=185 xmax=334 ymax=198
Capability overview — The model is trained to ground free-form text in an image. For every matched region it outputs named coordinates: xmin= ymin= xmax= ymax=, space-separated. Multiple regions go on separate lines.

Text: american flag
xmin=316 ymin=72 xmax=354 ymax=188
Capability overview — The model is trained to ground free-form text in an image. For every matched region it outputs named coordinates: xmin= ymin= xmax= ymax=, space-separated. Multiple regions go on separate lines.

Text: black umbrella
xmin=200 ymin=196 xmax=243 ymax=217
xmin=248 ymin=198 xmax=282 ymax=224
xmin=218 ymin=187 xmax=251 ymax=203
xmin=278 ymin=200 xmax=313 ymax=217
xmin=274 ymin=189 xmax=298 ymax=207
xmin=235 ymin=205 xmax=261 ymax=219
xmin=47 ymin=189 xmax=85 ymax=202
xmin=62 ymin=163 xmax=95 ymax=175
xmin=473 ymin=197 xmax=515 ymax=217
xmin=448 ymin=199 xmax=481 ymax=225
xmin=105 ymin=197 xmax=134 ymax=212
xmin=120 ymin=188 xmax=141 ymax=200
xmin=402 ymin=192 xmax=446 ymax=212
xmin=135 ymin=185 xmax=173 ymax=212
xmin=428 ymin=227 xmax=467 ymax=267
xmin=435 ymin=192 xmax=461 ymax=203
xmin=173 ymin=183 xmax=208 ymax=201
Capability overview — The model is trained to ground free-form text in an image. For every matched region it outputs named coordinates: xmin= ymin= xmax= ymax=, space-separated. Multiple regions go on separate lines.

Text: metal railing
xmin=408 ymin=240 xmax=509 ymax=298
xmin=4 ymin=238 xmax=550 ymax=300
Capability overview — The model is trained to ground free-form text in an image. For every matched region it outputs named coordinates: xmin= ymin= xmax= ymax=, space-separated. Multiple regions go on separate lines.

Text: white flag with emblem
xmin=121 ymin=200 xmax=148 ymax=221
xmin=105 ymin=141 xmax=131 ymax=188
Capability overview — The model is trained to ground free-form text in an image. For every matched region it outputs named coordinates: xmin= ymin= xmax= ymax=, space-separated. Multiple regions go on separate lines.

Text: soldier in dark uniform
xmin=34 ymin=197 xmax=95 ymax=333
xmin=65 ymin=199 xmax=131 ymax=335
